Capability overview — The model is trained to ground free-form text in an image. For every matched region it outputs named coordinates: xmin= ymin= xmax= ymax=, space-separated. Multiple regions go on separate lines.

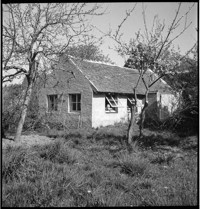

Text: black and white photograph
xmin=2 ymin=2 xmax=198 ymax=207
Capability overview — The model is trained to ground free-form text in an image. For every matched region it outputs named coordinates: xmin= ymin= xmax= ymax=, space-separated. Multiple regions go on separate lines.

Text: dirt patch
xmin=2 ymin=134 xmax=54 ymax=149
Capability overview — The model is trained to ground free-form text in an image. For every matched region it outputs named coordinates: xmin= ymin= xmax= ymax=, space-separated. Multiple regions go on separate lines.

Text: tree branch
xmin=3 ymin=68 xmax=27 ymax=83
xmin=114 ymin=3 xmax=137 ymax=39
xmin=149 ymin=74 xmax=165 ymax=88
xmin=3 ymin=5 xmax=16 ymax=68
xmin=142 ymin=77 xmax=148 ymax=90
xmin=142 ymin=3 xmax=149 ymax=43
xmin=4 ymin=66 xmax=28 ymax=74
xmin=155 ymin=3 xmax=181 ymax=61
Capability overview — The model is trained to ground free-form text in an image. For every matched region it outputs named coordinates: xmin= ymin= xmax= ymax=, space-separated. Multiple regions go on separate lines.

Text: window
xmin=127 ymin=95 xmax=144 ymax=113
xmin=47 ymin=95 xmax=58 ymax=111
xmin=69 ymin=94 xmax=81 ymax=112
xmin=127 ymin=96 xmax=135 ymax=113
xmin=105 ymin=95 xmax=118 ymax=113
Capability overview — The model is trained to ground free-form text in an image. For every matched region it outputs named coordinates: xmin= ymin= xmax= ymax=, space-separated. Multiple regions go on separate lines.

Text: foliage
xmin=161 ymin=53 xmax=198 ymax=135
xmin=2 ymin=82 xmax=40 ymax=134
xmin=2 ymin=84 xmax=24 ymax=133
xmin=2 ymin=124 xmax=197 ymax=206
xmin=115 ymin=7 xmax=191 ymax=76
xmin=124 ymin=41 xmax=181 ymax=76
xmin=65 ymin=44 xmax=114 ymax=64
xmin=166 ymin=56 xmax=198 ymax=105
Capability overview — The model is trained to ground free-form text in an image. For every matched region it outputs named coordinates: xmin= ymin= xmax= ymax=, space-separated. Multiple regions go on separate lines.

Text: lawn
xmin=2 ymin=125 xmax=198 ymax=207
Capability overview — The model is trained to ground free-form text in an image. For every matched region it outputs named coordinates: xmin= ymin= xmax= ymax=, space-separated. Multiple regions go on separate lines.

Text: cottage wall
xmin=92 ymin=93 xmax=128 ymax=128
xmin=38 ymin=56 xmax=177 ymax=129
xmin=145 ymin=92 xmax=159 ymax=120
xmin=158 ymin=92 xmax=178 ymax=120
xmin=140 ymin=92 xmax=178 ymax=121
xmin=38 ymin=59 xmax=93 ymax=129
xmin=92 ymin=92 xmax=162 ymax=128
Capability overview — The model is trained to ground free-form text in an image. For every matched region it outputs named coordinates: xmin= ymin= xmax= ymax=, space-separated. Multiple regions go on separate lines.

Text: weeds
xmin=116 ymin=152 xmax=149 ymax=177
xmin=2 ymin=147 xmax=31 ymax=182
xmin=150 ymin=152 xmax=174 ymax=165
xmin=2 ymin=124 xmax=197 ymax=206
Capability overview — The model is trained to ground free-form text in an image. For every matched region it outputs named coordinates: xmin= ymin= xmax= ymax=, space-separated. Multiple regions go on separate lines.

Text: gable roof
xmin=68 ymin=56 xmax=172 ymax=95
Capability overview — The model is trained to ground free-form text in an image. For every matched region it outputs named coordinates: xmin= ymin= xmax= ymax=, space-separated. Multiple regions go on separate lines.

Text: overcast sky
xmin=90 ymin=2 xmax=197 ymax=66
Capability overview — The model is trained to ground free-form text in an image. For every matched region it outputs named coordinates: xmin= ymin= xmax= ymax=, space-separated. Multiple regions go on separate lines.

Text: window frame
xmin=69 ymin=93 xmax=81 ymax=113
xmin=105 ymin=95 xmax=119 ymax=113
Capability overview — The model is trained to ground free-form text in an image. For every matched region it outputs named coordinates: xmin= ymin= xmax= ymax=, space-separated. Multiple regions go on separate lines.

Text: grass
xmin=2 ymin=124 xmax=198 ymax=206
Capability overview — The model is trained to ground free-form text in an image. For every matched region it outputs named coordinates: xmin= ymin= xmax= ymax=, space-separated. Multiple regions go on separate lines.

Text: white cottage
xmin=39 ymin=56 xmax=177 ymax=129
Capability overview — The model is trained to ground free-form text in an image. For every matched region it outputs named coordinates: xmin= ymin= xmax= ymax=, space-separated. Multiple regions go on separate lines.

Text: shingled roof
xmin=68 ymin=56 xmax=172 ymax=95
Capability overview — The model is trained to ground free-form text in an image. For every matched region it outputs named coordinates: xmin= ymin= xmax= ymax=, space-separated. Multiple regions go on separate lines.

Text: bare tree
xmin=98 ymin=3 xmax=196 ymax=144
xmin=3 ymin=3 xmax=104 ymax=141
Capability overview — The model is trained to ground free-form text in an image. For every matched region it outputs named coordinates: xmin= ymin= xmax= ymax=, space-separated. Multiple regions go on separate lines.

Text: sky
xmin=89 ymin=2 xmax=197 ymax=66
xmin=3 ymin=2 xmax=197 ymax=85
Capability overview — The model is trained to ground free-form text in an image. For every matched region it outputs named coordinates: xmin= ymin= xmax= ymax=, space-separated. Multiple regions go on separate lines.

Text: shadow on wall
xmin=144 ymin=101 xmax=171 ymax=130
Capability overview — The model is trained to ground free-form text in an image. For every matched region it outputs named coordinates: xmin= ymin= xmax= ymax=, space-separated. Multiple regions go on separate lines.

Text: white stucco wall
xmin=92 ymin=92 xmax=179 ymax=127
xmin=158 ymin=92 xmax=179 ymax=120
xmin=92 ymin=93 xmax=128 ymax=128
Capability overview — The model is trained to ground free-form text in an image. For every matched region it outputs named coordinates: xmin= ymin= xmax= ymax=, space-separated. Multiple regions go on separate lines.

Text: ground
xmin=2 ymin=127 xmax=197 ymax=207
xmin=2 ymin=134 xmax=54 ymax=150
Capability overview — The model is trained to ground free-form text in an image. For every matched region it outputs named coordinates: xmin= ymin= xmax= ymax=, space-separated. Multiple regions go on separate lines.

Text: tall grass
xmin=2 ymin=124 xmax=197 ymax=206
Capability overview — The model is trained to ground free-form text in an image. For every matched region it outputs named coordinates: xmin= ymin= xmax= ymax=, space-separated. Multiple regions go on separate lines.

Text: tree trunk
xmin=127 ymin=104 xmax=137 ymax=144
xmin=139 ymin=90 xmax=149 ymax=137
xmin=139 ymin=101 xmax=148 ymax=137
xmin=14 ymin=60 xmax=38 ymax=142
xmin=14 ymin=80 xmax=33 ymax=142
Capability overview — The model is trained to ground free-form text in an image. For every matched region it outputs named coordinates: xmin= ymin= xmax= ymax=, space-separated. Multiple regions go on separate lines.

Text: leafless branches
xmin=142 ymin=3 xmax=149 ymax=43
xmin=114 ymin=4 xmax=137 ymax=40
xmin=155 ymin=3 xmax=194 ymax=61
xmin=2 ymin=3 xmax=105 ymax=141
xmin=103 ymin=2 xmax=196 ymax=140
xmin=3 ymin=3 xmax=104 ymax=83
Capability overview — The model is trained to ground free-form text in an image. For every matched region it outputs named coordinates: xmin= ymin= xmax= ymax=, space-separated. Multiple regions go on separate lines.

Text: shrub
xmin=150 ymin=152 xmax=174 ymax=165
xmin=38 ymin=141 xmax=77 ymax=164
xmin=2 ymin=146 xmax=42 ymax=183
xmin=137 ymin=132 xmax=181 ymax=149
xmin=46 ymin=129 xmax=66 ymax=138
xmin=159 ymin=105 xmax=198 ymax=137
xmin=2 ymin=147 xmax=28 ymax=182
xmin=114 ymin=151 xmax=149 ymax=177
xmin=64 ymin=128 xmax=96 ymax=140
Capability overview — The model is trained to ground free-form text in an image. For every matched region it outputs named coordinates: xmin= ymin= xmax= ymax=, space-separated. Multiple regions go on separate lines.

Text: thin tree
xmin=96 ymin=3 xmax=196 ymax=143
xmin=3 ymin=3 xmax=104 ymax=142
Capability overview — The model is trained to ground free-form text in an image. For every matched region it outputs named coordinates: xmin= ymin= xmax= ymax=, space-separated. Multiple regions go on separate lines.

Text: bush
xmin=38 ymin=141 xmax=77 ymax=164
xmin=137 ymin=131 xmax=181 ymax=150
xmin=2 ymin=146 xmax=41 ymax=183
xmin=113 ymin=151 xmax=149 ymax=177
xmin=159 ymin=105 xmax=198 ymax=137
xmin=2 ymin=147 xmax=28 ymax=182
xmin=150 ymin=152 xmax=174 ymax=165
